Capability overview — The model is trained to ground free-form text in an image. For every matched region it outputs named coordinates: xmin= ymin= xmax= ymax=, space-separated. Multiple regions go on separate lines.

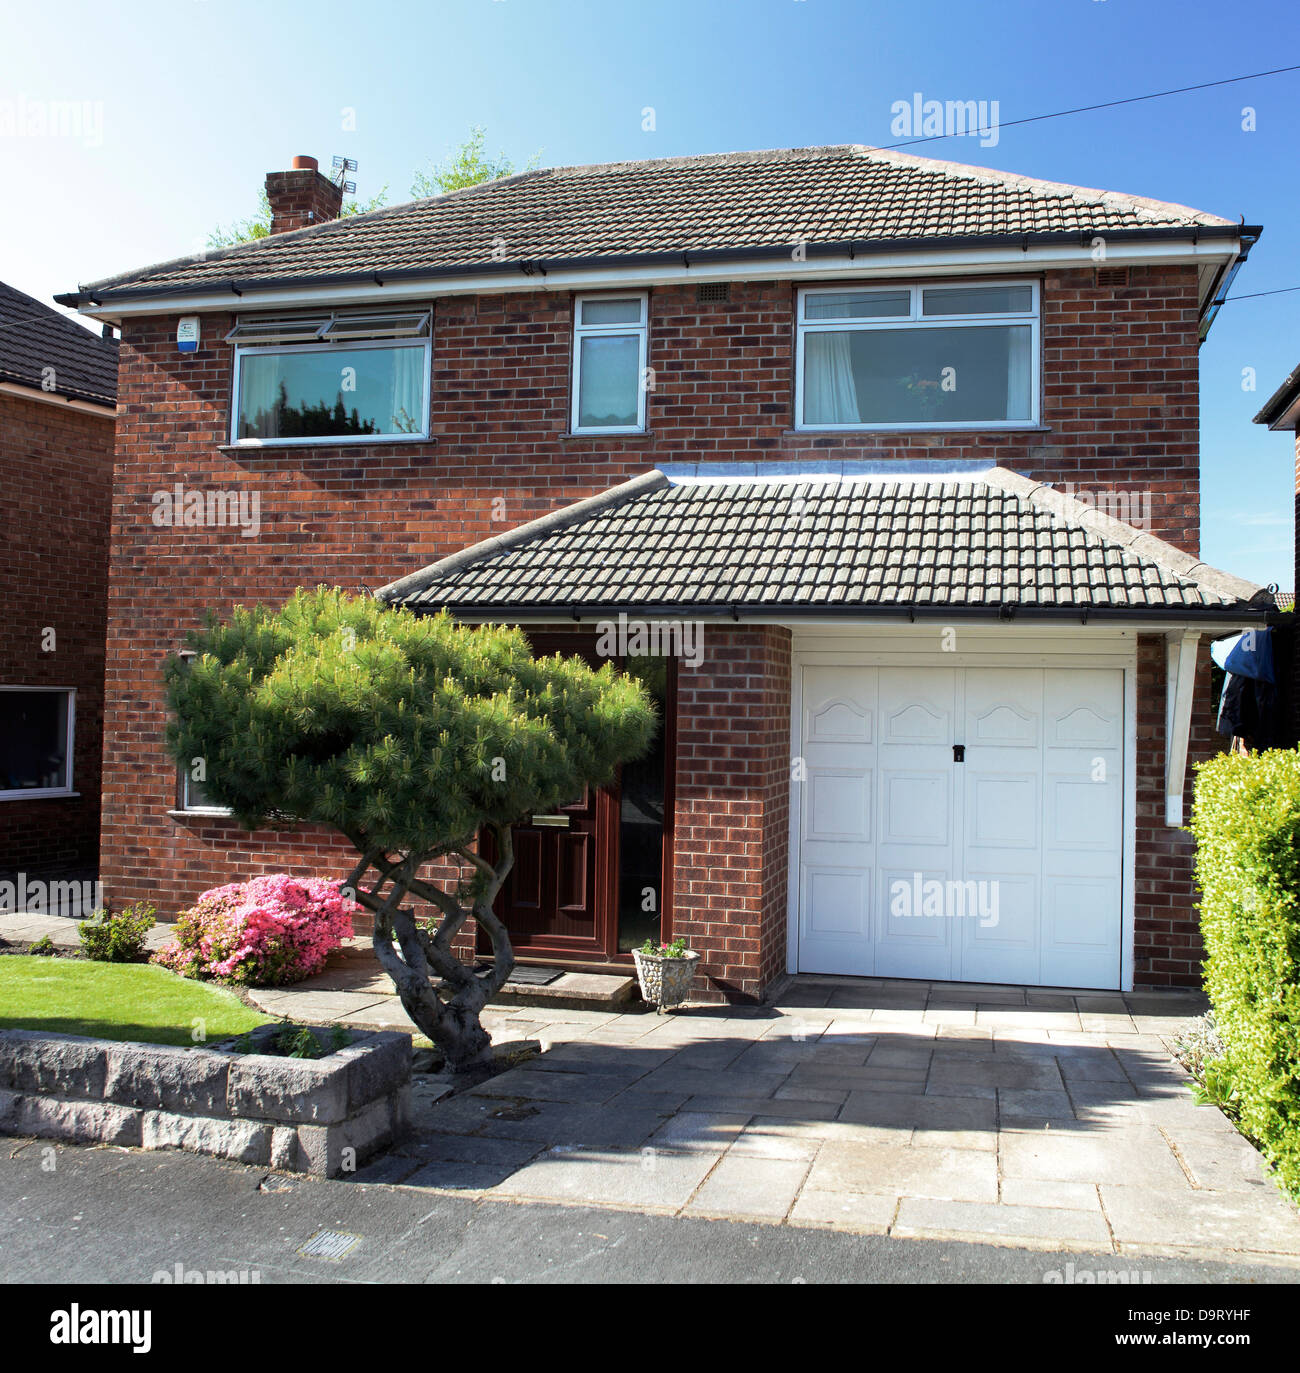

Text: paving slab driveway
xmin=352 ymin=977 xmax=1300 ymax=1266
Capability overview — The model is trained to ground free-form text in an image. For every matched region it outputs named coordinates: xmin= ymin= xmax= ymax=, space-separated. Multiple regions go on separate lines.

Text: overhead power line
xmin=1220 ymin=285 xmax=1300 ymax=303
xmin=883 ymin=63 xmax=1300 ymax=150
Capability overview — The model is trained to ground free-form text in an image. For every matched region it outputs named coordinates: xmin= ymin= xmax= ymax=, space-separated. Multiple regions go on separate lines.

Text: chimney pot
xmin=292 ymin=155 xmax=318 ymax=171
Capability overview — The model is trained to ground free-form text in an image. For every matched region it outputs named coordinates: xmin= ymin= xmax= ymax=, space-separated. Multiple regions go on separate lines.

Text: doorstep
xmin=488 ymin=969 xmax=641 ymax=1013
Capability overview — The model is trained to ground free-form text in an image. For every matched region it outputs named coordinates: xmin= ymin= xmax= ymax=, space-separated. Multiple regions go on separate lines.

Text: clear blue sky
xmin=4 ymin=0 xmax=1298 ymax=586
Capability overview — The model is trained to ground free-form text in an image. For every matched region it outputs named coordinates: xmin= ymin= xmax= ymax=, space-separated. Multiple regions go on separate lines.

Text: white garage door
xmin=797 ymin=665 xmax=1124 ymax=989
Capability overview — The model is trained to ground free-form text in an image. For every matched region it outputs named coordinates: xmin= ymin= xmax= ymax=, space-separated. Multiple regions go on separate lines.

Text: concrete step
xmin=312 ymin=940 xmax=643 ymax=1013
xmin=489 ymin=970 xmax=642 ymax=1012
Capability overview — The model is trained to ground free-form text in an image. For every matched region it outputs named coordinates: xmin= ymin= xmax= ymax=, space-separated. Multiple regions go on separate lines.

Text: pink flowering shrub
xmin=153 ymin=874 xmax=359 ymax=986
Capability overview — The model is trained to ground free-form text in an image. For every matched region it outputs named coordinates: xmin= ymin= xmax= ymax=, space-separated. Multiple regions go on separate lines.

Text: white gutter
xmin=73 ymin=236 xmax=1242 ymax=326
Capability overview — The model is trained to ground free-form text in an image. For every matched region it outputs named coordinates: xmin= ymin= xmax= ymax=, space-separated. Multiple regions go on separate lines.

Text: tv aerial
xmin=331 ymin=156 xmax=358 ymax=194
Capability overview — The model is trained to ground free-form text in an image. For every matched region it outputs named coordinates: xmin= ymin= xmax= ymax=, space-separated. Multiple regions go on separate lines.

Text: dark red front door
xmin=490 ymin=786 xmax=612 ymax=956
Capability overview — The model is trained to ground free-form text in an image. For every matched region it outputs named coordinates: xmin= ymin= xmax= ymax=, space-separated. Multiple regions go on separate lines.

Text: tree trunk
xmin=345 ymin=835 xmax=515 ymax=1076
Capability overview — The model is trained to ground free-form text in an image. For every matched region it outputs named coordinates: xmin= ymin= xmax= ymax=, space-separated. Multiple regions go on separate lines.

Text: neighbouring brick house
xmin=0 ymin=281 xmax=118 ymax=889
xmin=1253 ymin=365 xmax=1300 ymax=738
xmin=58 ymin=145 xmax=1271 ymax=998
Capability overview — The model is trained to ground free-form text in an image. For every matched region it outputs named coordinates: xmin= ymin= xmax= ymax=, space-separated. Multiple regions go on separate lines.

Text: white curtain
xmin=1005 ymin=325 xmax=1032 ymax=420
xmin=804 ymin=332 xmax=860 ymax=424
xmin=387 ymin=346 xmax=425 ymax=433
xmin=237 ymin=354 xmax=282 ymax=437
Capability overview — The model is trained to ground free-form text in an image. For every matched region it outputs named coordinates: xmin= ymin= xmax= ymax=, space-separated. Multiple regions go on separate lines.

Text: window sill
xmin=168 ymin=808 xmax=234 ymax=820
xmin=219 ymin=437 xmax=435 ymax=453
xmin=556 ymin=430 xmax=655 ymax=442
xmin=784 ymin=425 xmax=1052 ymax=437
xmin=0 ymin=790 xmax=79 ymax=802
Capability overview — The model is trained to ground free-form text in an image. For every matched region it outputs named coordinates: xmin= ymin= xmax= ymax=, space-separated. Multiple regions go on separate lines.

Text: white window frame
xmin=794 ymin=280 xmax=1041 ymax=432
xmin=230 ymin=335 xmax=433 ymax=446
xmin=0 ymin=685 xmax=76 ymax=800
xmin=177 ymin=766 xmax=232 ymax=817
xmin=570 ymin=292 xmax=649 ymax=435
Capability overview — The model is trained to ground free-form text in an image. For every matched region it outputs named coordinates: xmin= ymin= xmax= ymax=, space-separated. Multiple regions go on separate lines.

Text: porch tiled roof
xmin=376 ymin=466 xmax=1269 ymax=617
xmin=64 ymin=145 xmax=1238 ymax=304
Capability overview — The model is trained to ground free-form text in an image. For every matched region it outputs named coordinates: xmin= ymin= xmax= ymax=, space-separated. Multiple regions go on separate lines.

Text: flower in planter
xmin=638 ymin=936 xmax=690 ymax=959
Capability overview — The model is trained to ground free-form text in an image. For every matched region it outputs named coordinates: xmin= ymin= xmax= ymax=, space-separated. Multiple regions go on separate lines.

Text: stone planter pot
xmin=632 ymin=948 xmax=700 ymax=1012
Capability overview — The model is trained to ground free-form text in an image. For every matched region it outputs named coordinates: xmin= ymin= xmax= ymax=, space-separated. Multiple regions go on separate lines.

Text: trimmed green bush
xmin=1190 ymin=750 xmax=1300 ymax=1198
xmin=78 ymin=903 xmax=156 ymax=963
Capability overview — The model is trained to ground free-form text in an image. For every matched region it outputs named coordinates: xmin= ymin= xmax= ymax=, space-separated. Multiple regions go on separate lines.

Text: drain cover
xmin=297 ymin=1230 xmax=362 ymax=1261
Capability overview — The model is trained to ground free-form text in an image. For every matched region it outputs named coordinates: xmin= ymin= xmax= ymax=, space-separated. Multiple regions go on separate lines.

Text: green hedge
xmin=1190 ymin=750 xmax=1300 ymax=1198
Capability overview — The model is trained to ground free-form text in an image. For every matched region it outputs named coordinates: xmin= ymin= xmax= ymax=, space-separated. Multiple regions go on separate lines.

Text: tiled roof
xmin=67 ymin=145 xmax=1239 ymax=304
xmin=378 ymin=466 xmax=1268 ymax=617
xmin=0 ymin=280 xmax=118 ymax=406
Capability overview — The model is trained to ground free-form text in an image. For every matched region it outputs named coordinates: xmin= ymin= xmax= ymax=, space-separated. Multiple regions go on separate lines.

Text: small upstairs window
xmin=571 ymin=294 xmax=648 ymax=433
xmin=228 ymin=308 xmax=432 ymax=444
xmin=796 ymin=281 xmax=1039 ymax=430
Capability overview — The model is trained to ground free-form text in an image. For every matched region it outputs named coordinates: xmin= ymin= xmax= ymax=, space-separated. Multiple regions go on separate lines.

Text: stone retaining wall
xmin=0 ymin=1027 xmax=411 ymax=1177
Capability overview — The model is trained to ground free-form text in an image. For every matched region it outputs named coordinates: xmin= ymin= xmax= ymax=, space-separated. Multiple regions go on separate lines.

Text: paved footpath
xmin=6 ymin=912 xmax=1300 ymax=1267
xmin=263 ymin=964 xmax=1300 ymax=1266
xmin=1 ymin=1136 xmax=1292 ymax=1284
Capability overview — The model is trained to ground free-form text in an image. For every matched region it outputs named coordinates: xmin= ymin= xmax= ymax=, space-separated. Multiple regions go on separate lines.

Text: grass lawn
xmin=0 ymin=957 xmax=269 ymax=1046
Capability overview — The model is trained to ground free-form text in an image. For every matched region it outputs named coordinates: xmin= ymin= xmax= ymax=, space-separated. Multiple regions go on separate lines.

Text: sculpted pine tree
xmin=165 ymin=588 xmax=656 ymax=1072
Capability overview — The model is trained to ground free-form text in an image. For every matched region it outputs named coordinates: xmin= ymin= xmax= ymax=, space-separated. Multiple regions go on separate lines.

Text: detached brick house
xmin=0 ymin=281 xmax=118 ymax=888
xmin=58 ymin=145 xmax=1271 ymax=998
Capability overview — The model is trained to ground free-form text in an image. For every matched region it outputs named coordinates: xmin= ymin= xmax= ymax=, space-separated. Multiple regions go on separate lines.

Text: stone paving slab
xmin=999 ymin=1126 xmax=1192 ymax=1189
xmin=1101 ymin=1183 xmax=1300 ymax=1256
xmin=804 ymin=1139 xmax=999 ymax=1204
xmin=489 ymin=1146 xmax=723 ymax=1211
xmin=788 ymin=1188 xmax=898 ymax=1232
xmin=0 ymin=912 xmax=172 ymax=951
xmin=684 ymin=1154 xmax=811 ymax=1220
xmin=895 ymin=1198 xmax=1112 ymax=1248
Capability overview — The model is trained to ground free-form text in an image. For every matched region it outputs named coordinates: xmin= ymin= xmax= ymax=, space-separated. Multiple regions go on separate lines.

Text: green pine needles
xmin=164 ymin=587 xmax=658 ymax=1070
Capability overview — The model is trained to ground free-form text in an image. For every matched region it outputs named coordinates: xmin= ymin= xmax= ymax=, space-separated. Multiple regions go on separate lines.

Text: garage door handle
xmin=953 ymin=744 xmax=965 ymax=763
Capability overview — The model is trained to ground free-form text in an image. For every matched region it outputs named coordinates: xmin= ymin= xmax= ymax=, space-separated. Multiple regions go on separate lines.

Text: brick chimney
xmin=264 ymin=155 xmax=344 ymax=235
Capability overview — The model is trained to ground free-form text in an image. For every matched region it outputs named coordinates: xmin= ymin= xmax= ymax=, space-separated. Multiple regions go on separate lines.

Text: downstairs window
xmin=0 ymin=688 xmax=74 ymax=798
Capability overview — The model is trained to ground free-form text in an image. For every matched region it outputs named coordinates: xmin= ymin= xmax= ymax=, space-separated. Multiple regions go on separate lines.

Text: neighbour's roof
xmin=376 ymin=466 xmax=1269 ymax=620
xmin=0 ymin=280 xmax=118 ymax=406
xmin=60 ymin=145 xmax=1244 ymax=307
xmin=1254 ymin=362 xmax=1300 ymax=430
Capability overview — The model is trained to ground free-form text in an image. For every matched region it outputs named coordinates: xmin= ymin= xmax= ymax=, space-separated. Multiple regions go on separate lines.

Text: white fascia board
xmin=74 ymin=236 xmax=1242 ymax=326
xmin=1164 ymin=628 xmax=1201 ymax=826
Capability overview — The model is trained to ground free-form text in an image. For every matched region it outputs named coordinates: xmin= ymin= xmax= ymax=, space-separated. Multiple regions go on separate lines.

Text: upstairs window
xmin=571 ymin=294 xmax=648 ymax=433
xmin=796 ymin=282 xmax=1039 ymax=430
xmin=228 ymin=309 xmax=432 ymax=444
xmin=0 ymin=688 xmax=75 ymax=799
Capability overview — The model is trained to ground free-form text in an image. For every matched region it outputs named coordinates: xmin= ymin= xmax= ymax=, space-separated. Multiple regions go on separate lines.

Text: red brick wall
xmin=101 ymin=265 xmax=1204 ymax=993
xmin=671 ymin=627 xmax=791 ymax=1002
xmin=1133 ymin=634 xmax=1224 ymax=987
xmin=264 ymin=167 xmax=343 ymax=235
xmin=0 ymin=391 xmax=114 ymax=877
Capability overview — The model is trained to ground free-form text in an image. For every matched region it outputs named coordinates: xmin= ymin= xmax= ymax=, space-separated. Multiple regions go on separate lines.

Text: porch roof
xmin=376 ymin=465 xmax=1272 ymax=621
